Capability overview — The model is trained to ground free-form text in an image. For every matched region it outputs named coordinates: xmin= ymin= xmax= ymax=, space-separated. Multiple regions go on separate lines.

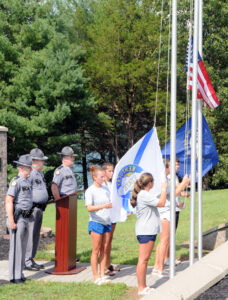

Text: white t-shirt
xmin=85 ymin=184 xmax=111 ymax=225
xmin=158 ymin=174 xmax=180 ymax=215
xmin=135 ymin=190 xmax=161 ymax=236
xmin=103 ymin=181 xmax=112 ymax=191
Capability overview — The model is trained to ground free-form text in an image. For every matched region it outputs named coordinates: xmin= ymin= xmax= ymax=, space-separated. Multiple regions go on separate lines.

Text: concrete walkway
xmin=0 ymin=259 xmax=188 ymax=287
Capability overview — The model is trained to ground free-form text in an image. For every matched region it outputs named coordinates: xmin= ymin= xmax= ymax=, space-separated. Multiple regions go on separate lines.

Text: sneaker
xmin=138 ymin=287 xmax=155 ymax=296
xmin=151 ymin=269 xmax=169 ymax=277
xmin=164 ymin=259 xmax=181 ymax=266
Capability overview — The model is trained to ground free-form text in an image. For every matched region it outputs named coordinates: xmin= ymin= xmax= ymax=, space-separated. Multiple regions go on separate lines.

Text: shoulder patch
xmin=56 ymin=170 xmax=60 ymax=175
xmin=11 ymin=180 xmax=17 ymax=186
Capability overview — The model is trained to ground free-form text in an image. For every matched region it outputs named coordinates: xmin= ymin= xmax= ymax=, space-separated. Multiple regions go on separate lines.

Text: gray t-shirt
xmin=135 ymin=190 xmax=160 ymax=236
xmin=7 ymin=174 xmax=33 ymax=210
xmin=85 ymin=184 xmax=111 ymax=225
xmin=29 ymin=169 xmax=48 ymax=204
xmin=52 ymin=164 xmax=77 ymax=196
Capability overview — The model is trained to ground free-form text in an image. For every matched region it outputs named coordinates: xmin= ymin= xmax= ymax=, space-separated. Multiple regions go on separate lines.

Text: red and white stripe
xmin=187 ymin=61 xmax=220 ymax=109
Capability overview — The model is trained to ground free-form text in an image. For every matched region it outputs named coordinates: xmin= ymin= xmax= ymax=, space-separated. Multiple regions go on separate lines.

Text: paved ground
xmin=0 ymin=259 xmax=189 ymax=287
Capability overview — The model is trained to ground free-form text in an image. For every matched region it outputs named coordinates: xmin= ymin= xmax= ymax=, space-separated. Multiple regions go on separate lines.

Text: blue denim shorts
xmin=137 ymin=235 xmax=157 ymax=244
xmin=88 ymin=221 xmax=111 ymax=235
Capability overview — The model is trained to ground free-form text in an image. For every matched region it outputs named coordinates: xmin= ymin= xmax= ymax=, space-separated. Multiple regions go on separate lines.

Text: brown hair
xmin=90 ymin=165 xmax=104 ymax=180
xmin=101 ymin=162 xmax=114 ymax=170
xmin=130 ymin=173 xmax=154 ymax=208
xmin=164 ymin=157 xmax=180 ymax=168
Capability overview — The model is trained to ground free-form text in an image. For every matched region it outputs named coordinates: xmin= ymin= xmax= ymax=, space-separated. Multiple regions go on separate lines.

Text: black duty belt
xmin=33 ymin=202 xmax=47 ymax=211
xmin=21 ymin=209 xmax=33 ymax=218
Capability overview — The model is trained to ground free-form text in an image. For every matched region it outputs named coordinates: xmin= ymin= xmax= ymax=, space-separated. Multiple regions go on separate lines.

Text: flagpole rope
xmin=154 ymin=0 xmax=164 ymax=127
xmin=164 ymin=0 xmax=172 ymax=165
xmin=184 ymin=0 xmax=194 ymax=197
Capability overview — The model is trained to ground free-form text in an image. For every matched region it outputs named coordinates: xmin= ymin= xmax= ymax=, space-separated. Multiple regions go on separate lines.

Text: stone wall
xmin=0 ymin=126 xmax=8 ymax=237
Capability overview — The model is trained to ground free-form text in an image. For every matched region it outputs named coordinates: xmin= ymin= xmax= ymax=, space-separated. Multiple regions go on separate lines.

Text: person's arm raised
xmin=176 ymin=175 xmax=190 ymax=196
xmin=157 ymin=182 xmax=168 ymax=207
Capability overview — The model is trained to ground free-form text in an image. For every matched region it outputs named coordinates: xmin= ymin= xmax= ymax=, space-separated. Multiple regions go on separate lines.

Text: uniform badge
xmin=11 ymin=180 xmax=17 ymax=186
xmin=56 ymin=170 xmax=60 ymax=175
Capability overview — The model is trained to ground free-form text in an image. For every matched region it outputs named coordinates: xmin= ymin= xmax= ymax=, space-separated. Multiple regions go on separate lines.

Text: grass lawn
xmin=0 ymin=281 xmax=127 ymax=300
xmin=38 ymin=188 xmax=228 ymax=265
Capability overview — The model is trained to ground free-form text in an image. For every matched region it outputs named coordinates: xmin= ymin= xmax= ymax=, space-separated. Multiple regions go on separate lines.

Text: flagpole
xmin=190 ymin=0 xmax=200 ymax=266
xmin=169 ymin=0 xmax=177 ymax=278
xmin=197 ymin=0 xmax=203 ymax=260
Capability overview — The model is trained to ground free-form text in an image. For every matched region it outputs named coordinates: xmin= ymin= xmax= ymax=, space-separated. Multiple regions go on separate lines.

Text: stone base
xmin=203 ymin=223 xmax=228 ymax=250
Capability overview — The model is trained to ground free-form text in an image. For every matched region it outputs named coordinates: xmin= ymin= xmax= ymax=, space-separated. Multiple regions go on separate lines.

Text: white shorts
xmin=159 ymin=211 xmax=170 ymax=222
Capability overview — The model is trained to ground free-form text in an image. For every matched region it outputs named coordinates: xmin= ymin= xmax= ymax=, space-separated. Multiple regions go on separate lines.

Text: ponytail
xmin=130 ymin=179 xmax=142 ymax=208
xmin=130 ymin=173 xmax=154 ymax=208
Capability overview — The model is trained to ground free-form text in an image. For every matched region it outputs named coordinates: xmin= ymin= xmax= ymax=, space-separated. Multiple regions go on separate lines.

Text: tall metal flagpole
xmin=197 ymin=0 xmax=203 ymax=260
xmin=190 ymin=0 xmax=200 ymax=266
xmin=169 ymin=0 xmax=177 ymax=278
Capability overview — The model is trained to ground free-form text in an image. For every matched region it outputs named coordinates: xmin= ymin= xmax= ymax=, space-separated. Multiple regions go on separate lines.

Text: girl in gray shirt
xmin=130 ymin=172 xmax=167 ymax=296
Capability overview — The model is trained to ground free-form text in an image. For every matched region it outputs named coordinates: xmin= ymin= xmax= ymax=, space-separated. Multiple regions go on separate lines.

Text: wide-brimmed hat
xmin=30 ymin=148 xmax=48 ymax=160
xmin=13 ymin=154 xmax=33 ymax=167
xmin=57 ymin=146 xmax=77 ymax=157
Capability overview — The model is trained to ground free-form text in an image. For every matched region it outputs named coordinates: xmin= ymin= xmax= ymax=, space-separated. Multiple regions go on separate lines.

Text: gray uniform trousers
xmin=9 ymin=215 xmax=33 ymax=280
xmin=25 ymin=207 xmax=43 ymax=266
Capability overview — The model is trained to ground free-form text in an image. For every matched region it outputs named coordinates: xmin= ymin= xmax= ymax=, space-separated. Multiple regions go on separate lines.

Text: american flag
xmin=185 ymin=38 xmax=220 ymax=109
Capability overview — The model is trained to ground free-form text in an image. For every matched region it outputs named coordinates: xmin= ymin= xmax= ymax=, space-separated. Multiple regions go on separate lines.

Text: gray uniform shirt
xmin=52 ymin=164 xmax=77 ymax=196
xmin=7 ymin=174 xmax=33 ymax=210
xmin=85 ymin=185 xmax=111 ymax=225
xmin=135 ymin=190 xmax=160 ymax=236
xmin=29 ymin=169 xmax=48 ymax=204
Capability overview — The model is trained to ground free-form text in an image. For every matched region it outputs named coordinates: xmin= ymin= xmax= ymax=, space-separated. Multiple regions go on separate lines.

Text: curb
xmin=143 ymin=241 xmax=228 ymax=300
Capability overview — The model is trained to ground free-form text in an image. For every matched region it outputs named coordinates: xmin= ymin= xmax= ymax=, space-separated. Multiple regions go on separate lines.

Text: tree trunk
xmin=81 ymin=129 xmax=88 ymax=190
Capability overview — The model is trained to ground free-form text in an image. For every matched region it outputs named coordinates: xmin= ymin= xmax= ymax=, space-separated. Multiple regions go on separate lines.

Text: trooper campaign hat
xmin=57 ymin=146 xmax=77 ymax=157
xmin=13 ymin=154 xmax=33 ymax=167
xmin=30 ymin=148 xmax=48 ymax=160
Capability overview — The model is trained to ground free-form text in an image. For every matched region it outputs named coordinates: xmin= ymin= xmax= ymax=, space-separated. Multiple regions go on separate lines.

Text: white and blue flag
xmin=110 ymin=127 xmax=165 ymax=222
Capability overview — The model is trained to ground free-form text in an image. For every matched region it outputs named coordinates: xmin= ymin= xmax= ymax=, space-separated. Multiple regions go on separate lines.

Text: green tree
xmin=0 ymin=0 xmax=94 ymax=173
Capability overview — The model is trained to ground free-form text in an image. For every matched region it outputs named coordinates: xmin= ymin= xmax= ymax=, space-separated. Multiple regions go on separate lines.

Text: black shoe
xmin=10 ymin=279 xmax=25 ymax=284
xmin=24 ymin=265 xmax=40 ymax=271
xmin=31 ymin=259 xmax=44 ymax=269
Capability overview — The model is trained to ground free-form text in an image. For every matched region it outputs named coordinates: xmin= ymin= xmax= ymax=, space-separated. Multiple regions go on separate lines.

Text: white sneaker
xmin=164 ymin=259 xmax=181 ymax=266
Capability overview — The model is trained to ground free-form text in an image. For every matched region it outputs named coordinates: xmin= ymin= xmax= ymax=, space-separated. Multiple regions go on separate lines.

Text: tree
xmin=0 ymin=0 xmax=95 ymax=176
xmin=74 ymin=0 xmax=176 ymax=152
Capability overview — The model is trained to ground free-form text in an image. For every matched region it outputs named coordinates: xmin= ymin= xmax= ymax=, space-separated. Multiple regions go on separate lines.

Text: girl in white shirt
xmin=85 ymin=165 xmax=112 ymax=285
xmin=102 ymin=162 xmax=120 ymax=275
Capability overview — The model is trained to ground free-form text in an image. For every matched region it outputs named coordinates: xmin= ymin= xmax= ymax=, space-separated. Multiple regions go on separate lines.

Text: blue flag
xmin=161 ymin=115 xmax=219 ymax=180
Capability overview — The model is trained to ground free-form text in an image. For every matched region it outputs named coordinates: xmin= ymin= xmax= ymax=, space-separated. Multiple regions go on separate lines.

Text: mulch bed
xmin=0 ymin=235 xmax=55 ymax=261
xmin=195 ymin=275 xmax=228 ymax=300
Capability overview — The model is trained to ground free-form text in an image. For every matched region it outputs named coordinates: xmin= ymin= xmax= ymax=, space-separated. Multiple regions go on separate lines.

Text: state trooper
xmin=24 ymin=148 xmax=49 ymax=271
xmin=5 ymin=154 xmax=33 ymax=284
xmin=51 ymin=146 xmax=77 ymax=200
